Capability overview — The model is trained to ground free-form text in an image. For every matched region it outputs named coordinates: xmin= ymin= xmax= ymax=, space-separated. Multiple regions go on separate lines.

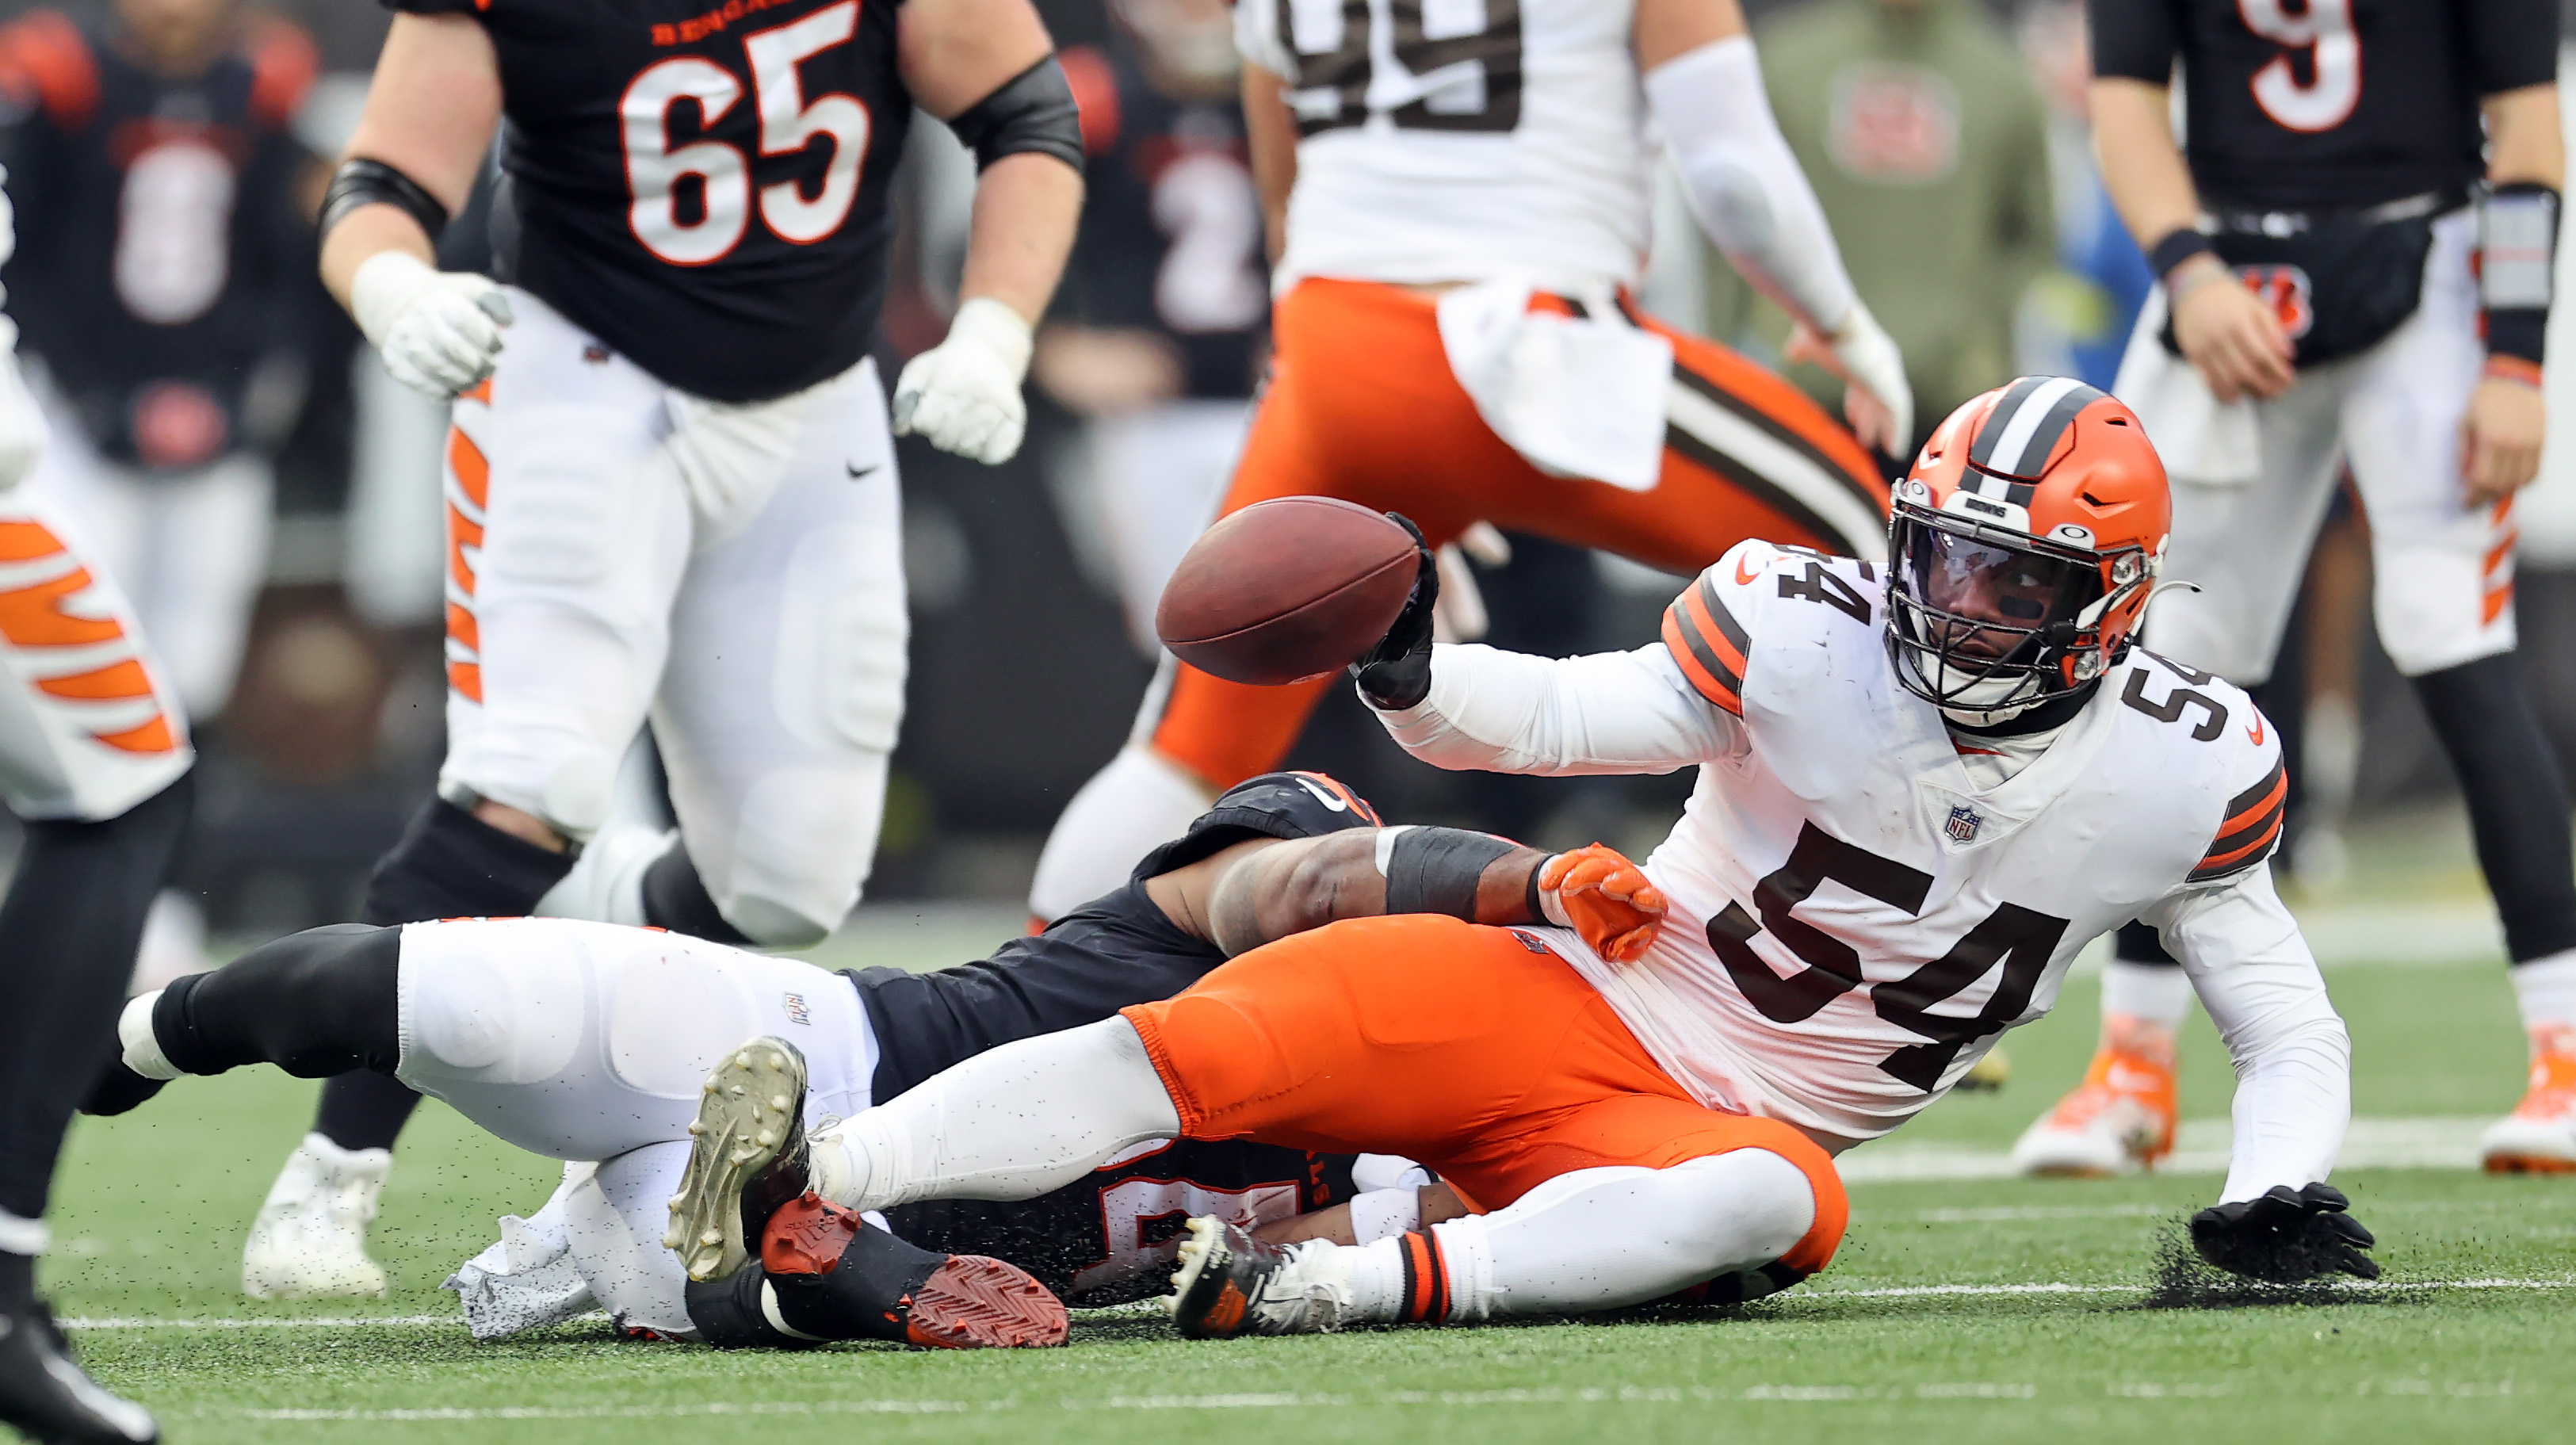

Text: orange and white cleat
xmin=2011 ymin=1048 xmax=2177 ymax=1176
xmin=2479 ymin=1050 xmax=2576 ymax=1174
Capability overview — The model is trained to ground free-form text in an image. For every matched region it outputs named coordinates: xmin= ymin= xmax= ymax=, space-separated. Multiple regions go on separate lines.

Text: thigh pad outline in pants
xmin=1120 ymin=915 xmax=1842 ymax=1224
xmin=440 ymin=291 xmax=695 ymax=839
xmin=0 ymin=491 xmax=192 ymax=820
xmin=655 ymin=357 xmax=907 ymax=946
xmin=395 ymin=916 xmax=876 ymax=1161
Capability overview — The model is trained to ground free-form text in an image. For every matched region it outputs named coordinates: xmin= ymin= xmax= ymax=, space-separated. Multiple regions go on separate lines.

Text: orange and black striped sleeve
xmin=2189 ymin=754 xmax=2287 ymax=884
xmin=1661 ymin=568 xmax=1752 ymax=717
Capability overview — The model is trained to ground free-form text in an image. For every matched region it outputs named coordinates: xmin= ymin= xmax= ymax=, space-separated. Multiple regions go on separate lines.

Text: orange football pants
xmin=1148 ymin=277 xmax=1890 ymax=792
xmin=1120 ymin=913 xmax=1847 ymax=1278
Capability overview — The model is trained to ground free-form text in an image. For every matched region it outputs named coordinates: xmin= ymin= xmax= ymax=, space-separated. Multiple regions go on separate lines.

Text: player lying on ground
xmin=667 ymin=379 xmax=2376 ymax=1346
xmin=86 ymin=773 xmax=1663 ymax=1345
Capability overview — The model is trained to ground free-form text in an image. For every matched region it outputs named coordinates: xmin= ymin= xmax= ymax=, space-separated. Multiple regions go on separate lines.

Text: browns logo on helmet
xmin=1884 ymin=377 xmax=2172 ymax=721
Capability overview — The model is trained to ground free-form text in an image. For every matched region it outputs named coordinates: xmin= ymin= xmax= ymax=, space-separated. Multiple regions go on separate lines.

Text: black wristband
xmin=322 ymin=157 xmax=451 ymax=245
xmin=1384 ymin=828 xmax=1516 ymax=922
xmin=946 ymin=55 xmax=1084 ymax=174
xmin=2147 ymin=227 xmax=2215 ymax=283
xmin=1526 ymin=856 xmax=1549 ymax=925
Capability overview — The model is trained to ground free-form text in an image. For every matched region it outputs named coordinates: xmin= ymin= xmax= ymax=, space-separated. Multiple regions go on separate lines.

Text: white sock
xmin=1027 ymin=745 xmax=1212 ymax=922
xmin=810 ymin=1018 xmax=1181 ymax=1214
xmin=0 ymin=1209 xmax=48 ymax=1256
xmin=120 ymin=992 xmax=182 ymax=1080
xmin=2509 ymin=949 xmax=2576 ymax=1039
xmin=2101 ymin=958 xmax=2194 ymax=1028
xmin=1345 ymin=1236 xmax=1408 ymax=1321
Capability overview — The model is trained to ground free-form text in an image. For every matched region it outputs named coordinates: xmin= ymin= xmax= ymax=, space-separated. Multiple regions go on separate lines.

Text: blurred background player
xmin=0 ymin=131 xmax=195 ymax=1445
xmin=1027 ymin=0 xmax=1914 ymax=922
xmin=2016 ymin=0 xmax=2574 ymax=1176
xmin=0 ymin=0 xmax=321 ymax=992
xmin=238 ymin=0 xmax=1084 ymax=1298
xmin=1700 ymin=0 xmax=2057 ymax=449
xmin=2011 ymin=0 xmax=2151 ymax=392
xmin=1038 ymin=0 xmax=1267 ymax=658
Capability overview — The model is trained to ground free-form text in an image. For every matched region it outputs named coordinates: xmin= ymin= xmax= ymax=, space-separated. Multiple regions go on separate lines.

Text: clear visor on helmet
xmin=1887 ymin=508 xmax=2109 ymax=715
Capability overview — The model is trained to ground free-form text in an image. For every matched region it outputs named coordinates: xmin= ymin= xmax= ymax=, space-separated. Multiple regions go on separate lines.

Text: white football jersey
xmin=1235 ymin=0 xmax=1653 ymax=294
xmin=1374 ymin=539 xmax=2345 ymax=1197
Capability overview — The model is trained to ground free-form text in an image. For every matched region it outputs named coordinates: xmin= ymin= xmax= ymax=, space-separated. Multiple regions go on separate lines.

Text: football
xmin=1155 ymin=497 xmax=1421 ymax=686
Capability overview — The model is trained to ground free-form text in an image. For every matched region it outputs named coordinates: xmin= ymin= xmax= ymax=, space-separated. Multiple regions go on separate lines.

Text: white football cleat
xmin=2011 ymin=1049 xmax=2177 ymax=1177
xmin=242 ymin=1133 xmax=392 ymax=1299
xmin=2479 ymin=1052 xmax=2576 ymax=1175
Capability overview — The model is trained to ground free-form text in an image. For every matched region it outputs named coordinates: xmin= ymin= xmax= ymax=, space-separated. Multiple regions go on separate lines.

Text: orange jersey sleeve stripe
xmin=448 ymin=659 xmax=483 ymax=703
xmin=2191 ymin=757 xmax=2287 ymax=882
xmin=0 ymin=520 xmax=64 ymax=562
xmin=91 ymin=714 xmax=178 ymax=755
xmin=445 ymin=600 xmax=480 ymax=655
xmin=0 ymin=568 xmax=124 ymax=648
xmin=37 ymin=658 xmax=154 ymax=700
xmin=446 ymin=501 xmax=483 ymax=594
xmin=1661 ymin=572 xmax=1750 ymax=714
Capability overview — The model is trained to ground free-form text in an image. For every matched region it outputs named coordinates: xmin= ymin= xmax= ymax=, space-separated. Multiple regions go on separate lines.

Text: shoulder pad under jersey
xmin=1661 ymin=541 xmax=1879 ymax=716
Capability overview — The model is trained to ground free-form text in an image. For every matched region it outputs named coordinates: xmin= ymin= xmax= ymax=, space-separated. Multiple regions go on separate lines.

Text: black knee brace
xmin=155 ymin=923 xmax=401 ymax=1078
xmin=2412 ymin=653 xmax=2576 ymax=962
xmin=641 ymin=839 xmax=753 ymax=946
xmin=361 ymin=797 xmax=575 ymax=927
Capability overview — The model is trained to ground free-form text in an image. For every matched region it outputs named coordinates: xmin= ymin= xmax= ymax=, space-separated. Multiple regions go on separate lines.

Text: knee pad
xmin=362 ymin=797 xmax=576 ymax=926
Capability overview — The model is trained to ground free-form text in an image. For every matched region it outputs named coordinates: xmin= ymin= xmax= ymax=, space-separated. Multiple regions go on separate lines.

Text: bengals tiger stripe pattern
xmin=2191 ymin=754 xmax=2287 ymax=884
xmin=1661 ymin=568 xmax=1752 ymax=717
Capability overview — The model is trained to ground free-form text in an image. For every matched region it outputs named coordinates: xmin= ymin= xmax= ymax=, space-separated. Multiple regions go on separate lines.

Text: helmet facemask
xmin=1886 ymin=503 xmax=2145 ymax=724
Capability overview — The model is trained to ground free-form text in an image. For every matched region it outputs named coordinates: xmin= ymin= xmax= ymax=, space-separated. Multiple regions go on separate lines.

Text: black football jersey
xmin=1054 ymin=39 xmax=1265 ymax=399
xmin=0 ymin=11 xmax=319 ymax=468
xmin=2089 ymin=0 xmax=2557 ymax=212
xmin=387 ymin=0 xmax=913 ymax=403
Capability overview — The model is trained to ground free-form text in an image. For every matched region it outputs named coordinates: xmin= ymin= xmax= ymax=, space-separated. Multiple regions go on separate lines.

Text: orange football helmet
xmin=1886 ymin=377 xmax=2171 ymax=717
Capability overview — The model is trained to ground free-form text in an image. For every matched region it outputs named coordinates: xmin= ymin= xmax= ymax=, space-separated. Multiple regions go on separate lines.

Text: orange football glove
xmin=1538 ymin=843 xmax=1668 ymax=963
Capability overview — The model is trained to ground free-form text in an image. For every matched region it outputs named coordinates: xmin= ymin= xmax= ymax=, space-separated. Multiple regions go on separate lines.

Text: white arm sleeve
xmin=2145 ymin=866 xmax=2351 ymax=1203
xmin=1370 ymin=643 xmax=1746 ymax=776
xmin=1644 ymin=37 xmax=1859 ymax=335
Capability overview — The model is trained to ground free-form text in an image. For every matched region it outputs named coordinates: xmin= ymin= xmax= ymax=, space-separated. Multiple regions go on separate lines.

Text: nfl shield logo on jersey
xmin=1945 ymin=806 xmax=1982 ymax=844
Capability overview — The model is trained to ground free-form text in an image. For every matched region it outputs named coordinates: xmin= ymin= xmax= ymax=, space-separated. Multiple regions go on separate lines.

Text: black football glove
xmin=2189 ymin=1183 xmax=2378 ymax=1284
xmin=1349 ymin=512 xmax=1439 ymax=711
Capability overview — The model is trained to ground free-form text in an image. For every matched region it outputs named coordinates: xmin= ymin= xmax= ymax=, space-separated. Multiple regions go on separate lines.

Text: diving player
xmin=671 ymin=380 xmax=2372 ymax=1345
xmin=242 ymin=0 xmax=1087 ymax=1296
xmin=1025 ymin=0 xmax=1913 ymax=923
xmin=2019 ymin=0 xmax=2576 ymax=1177
xmin=90 ymin=774 xmax=1665 ymax=1345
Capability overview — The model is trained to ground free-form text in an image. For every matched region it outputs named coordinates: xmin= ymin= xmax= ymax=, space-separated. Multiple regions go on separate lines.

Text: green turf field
xmin=41 ymin=934 xmax=2576 ymax=1444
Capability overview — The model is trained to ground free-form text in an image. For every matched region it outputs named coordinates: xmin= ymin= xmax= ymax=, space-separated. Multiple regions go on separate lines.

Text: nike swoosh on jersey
xmin=2246 ymin=715 xmax=2267 ymax=745
xmin=1734 ymin=554 xmax=1764 ymax=586
xmin=847 ymin=462 xmax=880 ymax=479
xmin=1294 ymin=777 xmax=1350 ymax=812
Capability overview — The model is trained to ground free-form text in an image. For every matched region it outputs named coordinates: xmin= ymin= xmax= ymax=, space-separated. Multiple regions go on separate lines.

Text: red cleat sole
xmin=904 ymin=1255 xmax=1069 ymax=1349
xmin=2485 ymin=1155 xmax=2576 ymax=1175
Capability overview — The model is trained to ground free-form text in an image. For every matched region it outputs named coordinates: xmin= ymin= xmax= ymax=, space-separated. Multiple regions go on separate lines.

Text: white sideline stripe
xmin=1838 ymin=1115 xmax=2490 ymax=1183
xmin=70 ymin=1276 xmax=2576 ymax=1334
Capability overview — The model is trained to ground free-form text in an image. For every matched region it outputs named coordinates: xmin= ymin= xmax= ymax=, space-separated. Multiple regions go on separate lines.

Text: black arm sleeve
xmin=943 ymin=54 xmax=1084 ymax=174
xmin=2469 ymin=0 xmax=2559 ymax=97
xmin=2088 ymin=0 xmax=2180 ymax=85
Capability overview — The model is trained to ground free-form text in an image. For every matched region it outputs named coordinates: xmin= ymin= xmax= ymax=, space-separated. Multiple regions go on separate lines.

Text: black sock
xmin=642 ymin=839 xmax=753 ymax=946
xmin=0 ymin=1248 xmax=31 ymax=1314
xmin=310 ymin=798 xmax=577 ymax=1153
xmin=0 ymin=774 xmax=190 ymax=1225
xmin=156 ymin=925 xmax=400 ymax=1077
xmin=2412 ymin=654 xmax=2576 ymax=962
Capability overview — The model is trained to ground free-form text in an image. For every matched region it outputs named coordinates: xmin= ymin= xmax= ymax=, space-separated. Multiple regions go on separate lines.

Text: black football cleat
xmin=665 ymin=1036 xmax=813 ymax=1283
xmin=1168 ymin=1216 xmax=1351 ymax=1338
xmin=757 ymin=1194 xmax=1067 ymax=1348
xmin=0 ymin=1304 xmax=158 ymax=1443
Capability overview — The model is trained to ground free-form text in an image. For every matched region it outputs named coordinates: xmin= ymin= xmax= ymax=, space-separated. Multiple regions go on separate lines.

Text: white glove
xmin=350 ymin=250 xmax=514 ymax=399
xmin=1789 ymin=298 xmax=1913 ymax=457
xmin=0 ymin=319 xmax=43 ymax=491
xmin=892 ymin=296 xmax=1034 ymax=464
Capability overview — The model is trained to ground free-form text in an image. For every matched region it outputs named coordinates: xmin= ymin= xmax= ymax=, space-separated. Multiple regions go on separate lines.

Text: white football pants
xmin=1051 ymin=399 xmax=1251 ymax=656
xmin=2115 ymin=209 xmax=2509 ymax=684
xmin=441 ymin=290 xmax=908 ymax=945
